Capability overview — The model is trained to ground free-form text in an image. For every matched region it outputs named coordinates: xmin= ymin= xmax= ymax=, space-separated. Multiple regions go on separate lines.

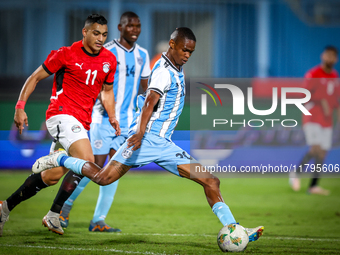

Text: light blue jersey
xmin=130 ymin=54 xmax=185 ymax=140
xmin=92 ymin=39 xmax=151 ymax=136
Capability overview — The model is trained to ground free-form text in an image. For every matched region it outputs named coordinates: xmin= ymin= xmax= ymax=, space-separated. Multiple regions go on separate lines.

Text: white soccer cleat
xmin=0 ymin=201 xmax=10 ymax=237
xmin=42 ymin=211 xmax=64 ymax=235
xmin=244 ymin=226 xmax=264 ymax=242
xmin=32 ymin=149 xmax=67 ymax=173
xmin=308 ymin=186 xmax=330 ymax=196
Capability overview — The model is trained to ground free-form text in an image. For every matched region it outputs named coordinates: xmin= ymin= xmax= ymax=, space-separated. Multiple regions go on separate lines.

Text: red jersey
xmin=302 ymin=65 xmax=339 ymax=127
xmin=44 ymin=40 xmax=117 ymax=130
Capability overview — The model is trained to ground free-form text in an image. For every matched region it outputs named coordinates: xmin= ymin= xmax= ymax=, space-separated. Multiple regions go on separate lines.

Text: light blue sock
xmin=65 ymin=177 xmax=91 ymax=206
xmin=212 ymin=202 xmax=236 ymax=226
xmin=57 ymin=155 xmax=87 ymax=175
xmin=92 ymin=180 xmax=119 ymax=223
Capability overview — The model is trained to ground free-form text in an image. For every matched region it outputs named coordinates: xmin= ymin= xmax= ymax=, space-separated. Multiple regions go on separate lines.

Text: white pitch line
xmin=1 ymin=233 xmax=339 ymax=254
xmin=0 ymin=244 xmax=172 ymax=255
xmin=264 ymin=236 xmax=340 ymax=242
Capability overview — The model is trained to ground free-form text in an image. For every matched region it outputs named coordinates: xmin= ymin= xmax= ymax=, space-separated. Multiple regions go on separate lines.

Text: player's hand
xmin=109 ymin=117 xmax=121 ymax=136
xmin=127 ymin=132 xmax=143 ymax=151
xmin=14 ymin=109 xmax=28 ymax=135
xmin=321 ymin=99 xmax=331 ymax=116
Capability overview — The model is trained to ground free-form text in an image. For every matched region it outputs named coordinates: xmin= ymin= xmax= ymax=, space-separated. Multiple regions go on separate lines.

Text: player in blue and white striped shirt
xmin=59 ymin=12 xmax=150 ymax=232
xmin=36 ymin=27 xmax=264 ymax=243
xmin=129 ymin=54 xmax=185 ymax=140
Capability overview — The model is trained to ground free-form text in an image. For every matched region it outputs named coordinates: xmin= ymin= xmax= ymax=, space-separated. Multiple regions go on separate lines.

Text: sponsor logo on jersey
xmin=122 ymin=147 xmax=133 ymax=159
xmin=75 ymin=63 xmax=83 ymax=69
xmin=103 ymin=62 xmax=111 ymax=73
xmin=71 ymin=125 xmax=81 ymax=133
xmin=137 ymin=57 xmax=143 ymax=65
xmin=94 ymin=139 xmax=103 ymax=149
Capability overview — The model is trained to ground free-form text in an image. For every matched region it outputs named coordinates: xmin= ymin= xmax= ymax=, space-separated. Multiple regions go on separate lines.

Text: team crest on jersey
xmin=122 ymin=148 xmax=133 ymax=159
xmin=94 ymin=140 xmax=103 ymax=149
xmin=137 ymin=57 xmax=143 ymax=65
xmin=71 ymin=125 xmax=81 ymax=133
xmin=103 ymin=62 xmax=111 ymax=73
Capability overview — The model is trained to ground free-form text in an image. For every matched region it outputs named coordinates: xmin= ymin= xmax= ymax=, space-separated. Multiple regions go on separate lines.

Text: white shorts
xmin=46 ymin=114 xmax=89 ymax=153
xmin=303 ymin=122 xmax=332 ymax=150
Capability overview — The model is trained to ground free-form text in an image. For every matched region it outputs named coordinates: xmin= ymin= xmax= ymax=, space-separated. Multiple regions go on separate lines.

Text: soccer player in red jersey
xmin=290 ymin=46 xmax=339 ymax=195
xmin=0 ymin=14 xmax=119 ymax=236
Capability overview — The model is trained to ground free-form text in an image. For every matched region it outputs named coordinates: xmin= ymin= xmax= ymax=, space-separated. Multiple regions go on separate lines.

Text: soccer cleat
xmin=32 ymin=149 xmax=67 ymax=174
xmin=244 ymin=226 xmax=264 ymax=242
xmin=59 ymin=203 xmax=72 ymax=229
xmin=89 ymin=220 xmax=121 ymax=233
xmin=308 ymin=186 xmax=330 ymax=196
xmin=0 ymin=201 xmax=10 ymax=237
xmin=42 ymin=211 xmax=64 ymax=235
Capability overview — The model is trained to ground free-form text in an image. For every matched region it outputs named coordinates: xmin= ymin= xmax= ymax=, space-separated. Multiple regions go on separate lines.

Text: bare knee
xmin=41 ymin=167 xmax=68 ymax=186
xmin=92 ymin=174 xmax=112 ymax=186
xmin=81 ymin=154 xmax=95 ymax=163
xmin=202 ymin=176 xmax=220 ymax=190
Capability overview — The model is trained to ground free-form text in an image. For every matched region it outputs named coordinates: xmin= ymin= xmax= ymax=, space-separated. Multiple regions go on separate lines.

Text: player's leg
xmin=34 ymin=133 xmax=156 ymax=185
xmin=156 ymin=139 xmax=263 ymax=242
xmin=59 ymin=177 xmax=91 ymax=228
xmin=177 ymin=163 xmax=235 ymax=222
xmin=35 ymin=151 xmax=131 ymax=185
xmin=1 ymin=115 xmax=72 ymax=236
xmin=59 ymin=156 xmax=107 ymax=229
xmin=177 ymin=163 xmax=263 ymax=242
xmin=59 ymin=122 xmax=114 ymax=228
xmin=0 ymin=172 xmax=50 ymax=237
xmin=290 ymin=123 xmax=318 ymax=191
xmin=42 ymin=138 xmax=94 ymax=234
xmin=308 ymin=126 xmax=331 ymax=195
xmin=90 ymin=149 xmax=121 ymax=232
xmin=41 ymin=115 xmax=94 ymax=235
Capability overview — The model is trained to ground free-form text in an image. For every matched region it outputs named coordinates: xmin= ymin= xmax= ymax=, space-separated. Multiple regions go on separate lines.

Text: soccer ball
xmin=217 ymin=224 xmax=249 ymax=252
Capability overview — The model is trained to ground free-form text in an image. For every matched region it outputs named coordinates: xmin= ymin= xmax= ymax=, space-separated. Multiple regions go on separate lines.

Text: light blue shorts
xmin=112 ymin=132 xmax=197 ymax=176
xmin=90 ymin=123 xmax=128 ymax=155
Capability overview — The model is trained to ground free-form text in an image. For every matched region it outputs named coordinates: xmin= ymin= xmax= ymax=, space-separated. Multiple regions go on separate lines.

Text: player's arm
xmin=127 ymin=90 xmax=160 ymax=151
xmin=14 ymin=65 xmax=51 ymax=134
xmin=101 ymin=83 xmax=121 ymax=135
xmin=140 ymin=78 xmax=148 ymax=92
xmin=140 ymin=51 xmax=151 ymax=93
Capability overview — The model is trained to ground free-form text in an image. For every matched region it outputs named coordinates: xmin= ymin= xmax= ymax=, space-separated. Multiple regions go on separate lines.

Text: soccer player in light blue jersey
xmin=34 ymin=27 xmax=264 ymax=243
xmin=59 ymin=12 xmax=150 ymax=232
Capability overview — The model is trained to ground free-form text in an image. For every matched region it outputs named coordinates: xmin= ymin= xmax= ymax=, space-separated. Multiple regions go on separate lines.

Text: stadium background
xmin=0 ymin=0 xmax=340 ymax=170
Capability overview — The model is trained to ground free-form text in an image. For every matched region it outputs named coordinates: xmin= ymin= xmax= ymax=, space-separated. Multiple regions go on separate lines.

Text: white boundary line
xmin=1 ymin=232 xmax=339 ymax=245
xmin=1 ymin=233 xmax=339 ymax=255
xmin=0 ymin=244 xmax=171 ymax=255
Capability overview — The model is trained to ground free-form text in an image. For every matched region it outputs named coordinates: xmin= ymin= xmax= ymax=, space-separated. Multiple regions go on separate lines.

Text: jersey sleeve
xmin=42 ymin=48 xmax=66 ymax=75
xmin=147 ymin=67 xmax=171 ymax=96
xmin=141 ymin=51 xmax=151 ymax=79
xmin=104 ymin=54 xmax=117 ymax=85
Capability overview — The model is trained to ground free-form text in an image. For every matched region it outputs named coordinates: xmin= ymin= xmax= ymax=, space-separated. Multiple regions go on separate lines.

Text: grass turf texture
xmin=0 ymin=171 xmax=340 ymax=254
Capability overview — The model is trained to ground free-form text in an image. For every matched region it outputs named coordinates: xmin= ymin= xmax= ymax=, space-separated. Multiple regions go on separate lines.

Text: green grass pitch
xmin=0 ymin=171 xmax=340 ymax=254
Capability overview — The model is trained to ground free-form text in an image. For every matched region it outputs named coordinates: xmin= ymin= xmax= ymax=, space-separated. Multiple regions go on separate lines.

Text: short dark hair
xmin=170 ymin=27 xmax=196 ymax=43
xmin=324 ymin=45 xmax=338 ymax=55
xmin=85 ymin=14 xmax=107 ymax=27
xmin=120 ymin=11 xmax=139 ymax=24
